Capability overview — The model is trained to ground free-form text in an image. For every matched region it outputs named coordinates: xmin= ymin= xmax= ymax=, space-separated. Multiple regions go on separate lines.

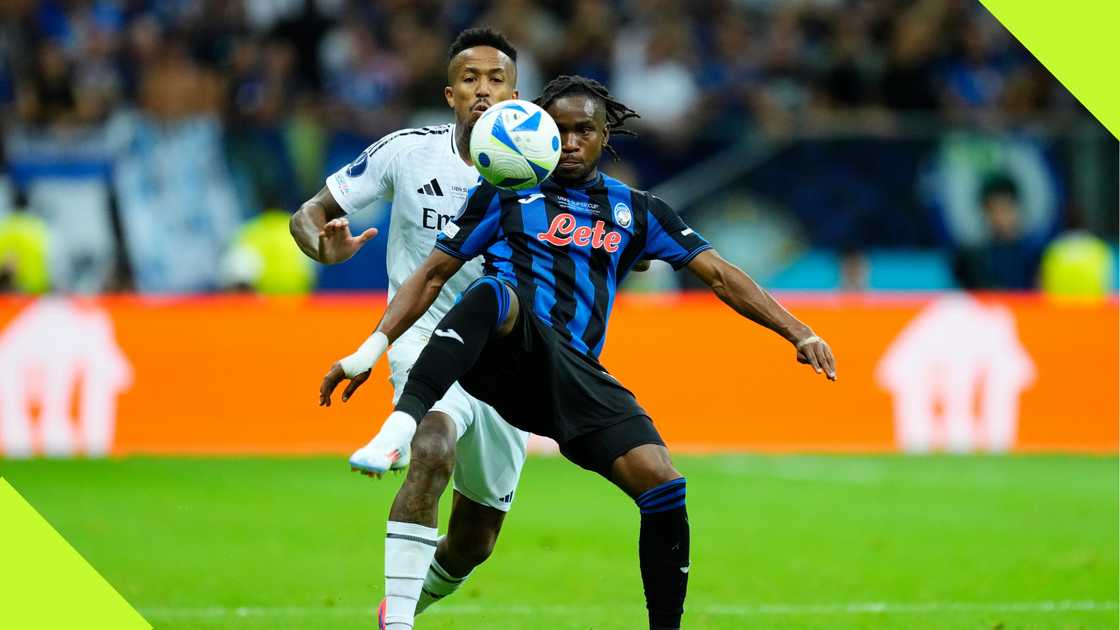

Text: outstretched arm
xmin=373 ymin=250 xmax=466 ymax=343
xmin=319 ymin=249 xmax=466 ymax=405
xmin=289 ymin=186 xmax=379 ymax=264
xmin=687 ymin=249 xmax=836 ymax=380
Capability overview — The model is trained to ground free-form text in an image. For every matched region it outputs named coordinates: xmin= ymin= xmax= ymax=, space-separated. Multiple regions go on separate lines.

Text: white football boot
xmin=348 ymin=411 xmax=417 ymax=477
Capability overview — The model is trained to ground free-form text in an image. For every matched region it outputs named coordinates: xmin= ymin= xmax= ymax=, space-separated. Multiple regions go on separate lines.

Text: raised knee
xmin=650 ymin=465 xmax=681 ymax=488
xmin=409 ymin=431 xmax=455 ymax=477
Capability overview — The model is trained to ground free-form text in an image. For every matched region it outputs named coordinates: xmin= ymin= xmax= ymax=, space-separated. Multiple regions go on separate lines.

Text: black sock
xmin=635 ymin=478 xmax=690 ymax=629
xmin=395 ymin=277 xmax=509 ymax=422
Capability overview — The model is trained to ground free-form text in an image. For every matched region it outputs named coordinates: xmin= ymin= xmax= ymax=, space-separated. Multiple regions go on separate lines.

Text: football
xmin=469 ymin=99 xmax=561 ymax=190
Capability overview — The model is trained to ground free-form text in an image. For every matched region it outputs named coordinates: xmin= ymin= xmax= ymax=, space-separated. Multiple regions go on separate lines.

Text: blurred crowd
xmin=0 ymin=0 xmax=1114 ymax=295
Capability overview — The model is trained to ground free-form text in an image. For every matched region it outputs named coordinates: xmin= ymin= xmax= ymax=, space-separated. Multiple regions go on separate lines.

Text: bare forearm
xmin=686 ymin=250 xmax=834 ymax=379
xmin=290 ymin=201 xmax=328 ymax=261
xmin=374 ymin=268 xmax=447 ymax=343
xmin=709 ymin=263 xmax=811 ymax=344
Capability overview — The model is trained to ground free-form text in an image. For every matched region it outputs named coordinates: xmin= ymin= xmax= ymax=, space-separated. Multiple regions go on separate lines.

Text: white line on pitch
xmin=139 ymin=600 xmax=1119 ymax=618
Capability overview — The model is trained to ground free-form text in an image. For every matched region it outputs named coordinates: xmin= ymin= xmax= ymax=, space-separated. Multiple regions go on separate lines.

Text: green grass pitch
xmin=1 ymin=455 xmax=1116 ymax=629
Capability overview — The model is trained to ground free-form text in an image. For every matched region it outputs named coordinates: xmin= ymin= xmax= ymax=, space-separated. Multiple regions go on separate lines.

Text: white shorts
xmin=388 ymin=338 xmax=529 ymax=512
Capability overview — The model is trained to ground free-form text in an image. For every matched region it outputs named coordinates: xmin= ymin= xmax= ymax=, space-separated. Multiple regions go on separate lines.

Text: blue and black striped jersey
xmin=435 ymin=173 xmax=711 ymax=359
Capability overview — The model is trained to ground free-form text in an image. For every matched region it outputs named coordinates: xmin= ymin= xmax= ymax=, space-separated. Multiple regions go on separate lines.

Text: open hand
xmin=795 ymin=334 xmax=837 ymax=381
xmin=318 ymin=218 xmax=378 ymax=264
xmin=319 ymin=361 xmax=371 ymax=406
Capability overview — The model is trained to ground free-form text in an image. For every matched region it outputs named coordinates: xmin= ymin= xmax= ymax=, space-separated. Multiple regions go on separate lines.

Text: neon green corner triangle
xmin=0 ymin=478 xmax=151 ymax=629
xmin=980 ymin=0 xmax=1119 ymax=138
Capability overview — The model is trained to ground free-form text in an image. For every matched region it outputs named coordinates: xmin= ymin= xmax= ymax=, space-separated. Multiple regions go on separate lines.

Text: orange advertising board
xmin=0 ymin=293 xmax=1115 ymax=456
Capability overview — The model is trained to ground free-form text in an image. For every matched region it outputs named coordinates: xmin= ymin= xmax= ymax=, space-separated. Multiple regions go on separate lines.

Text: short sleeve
xmin=642 ymin=195 xmax=712 ymax=269
xmin=435 ymin=182 xmax=503 ymax=260
xmin=325 ymin=132 xmax=413 ymax=214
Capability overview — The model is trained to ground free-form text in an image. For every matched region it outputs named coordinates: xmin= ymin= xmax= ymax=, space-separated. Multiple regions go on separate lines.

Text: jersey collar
xmin=556 ymin=172 xmax=604 ymax=190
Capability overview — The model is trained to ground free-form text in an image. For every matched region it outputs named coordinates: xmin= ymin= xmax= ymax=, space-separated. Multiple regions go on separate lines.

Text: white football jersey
xmin=326 ymin=124 xmax=485 ymax=342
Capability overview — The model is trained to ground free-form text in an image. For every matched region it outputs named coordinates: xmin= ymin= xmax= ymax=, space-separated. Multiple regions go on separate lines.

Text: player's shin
xmin=415 ymin=553 xmax=469 ymax=615
xmin=635 ymin=478 xmax=690 ymax=630
xmin=396 ymin=277 xmax=510 ymax=422
xmin=383 ymin=521 xmax=439 ymax=629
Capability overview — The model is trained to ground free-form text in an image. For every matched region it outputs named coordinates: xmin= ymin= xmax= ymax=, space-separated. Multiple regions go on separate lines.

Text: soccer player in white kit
xmin=289 ymin=29 xmax=527 ymax=630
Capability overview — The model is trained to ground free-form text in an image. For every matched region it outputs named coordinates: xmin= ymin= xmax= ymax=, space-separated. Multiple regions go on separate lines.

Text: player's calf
xmin=437 ymin=493 xmax=503 ymax=574
xmin=388 ymin=413 xmax=457 ymax=527
xmin=635 ymin=476 xmax=690 ymax=630
xmin=416 ymin=493 xmax=506 ymax=616
xmin=611 ymin=443 xmax=690 ymax=630
xmin=380 ymin=413 xmax=457 ymax=629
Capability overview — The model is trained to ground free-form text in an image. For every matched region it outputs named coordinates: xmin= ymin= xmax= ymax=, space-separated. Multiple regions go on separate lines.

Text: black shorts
xmin=458 ymin=291 xmax=665 ymax=476
xmin=558 ymin=415 xmax=666 ymax=478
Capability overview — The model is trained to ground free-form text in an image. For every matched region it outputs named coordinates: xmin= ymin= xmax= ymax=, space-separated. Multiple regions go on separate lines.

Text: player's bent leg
xmin=388 ymin=411 xmax=457 ymax=526
xmin=441 ymin=490 xmax=506 ymax=573
xmin=416 ymin=491 xmax=507 ymax=615
xmin=609 ymin=443 xmax=680 ymax=498
xmin=609 ymin=442 xmax=690 ymax=630
xmin=381 ymin=412 xmax=457 ymax=630
xmin=395 ymin=278 xmax=519 ymax=424
xmin=416 ymin=398 xmax=527 ymax=616
xmin=558 ymin=417 xmax=689 ymax=629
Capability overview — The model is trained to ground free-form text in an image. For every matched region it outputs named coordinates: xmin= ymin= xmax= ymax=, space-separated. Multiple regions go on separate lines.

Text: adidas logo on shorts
xmin=498 ymin=491 xmax=514 ymax=504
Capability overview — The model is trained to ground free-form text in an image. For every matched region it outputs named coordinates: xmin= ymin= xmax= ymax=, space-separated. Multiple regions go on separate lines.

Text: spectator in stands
xmin=0 ymin=190 xmax=50 ymax=294
xmin=320 ymin=18 xmax=405 ymax=138
xmin=613 ymin=9 xmax=700 ymax=137
xmin=138 ymin=34 xmax=222 ymax=120
xmin=17 ymin=39 xmax=79 ymax=128
xmin=0 ymin=0 xmax=1107 ymax=295
xmin=879 ymin=0 xmax=945 ymax=112
xmin=839 ymin=248 xmax=870 ymax=292
xmin=1039 ymin=231 xmax=1114 ymax=300
xmin=696 ymin=8 xmax=760 ymax=138
xmin=952 ymin=175 xmax=1044 ymax=290
xmin=223 ymin=35 xmax=300 ymax=210
xmin=550 ymin=0 xmax=615 ymax=87
xmin=940 ymin=11 xmax=1016 ymax=119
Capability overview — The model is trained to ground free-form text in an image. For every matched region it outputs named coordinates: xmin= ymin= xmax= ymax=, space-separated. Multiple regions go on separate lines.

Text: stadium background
xmin=0 ymin=1 xmax=1116 ymax=628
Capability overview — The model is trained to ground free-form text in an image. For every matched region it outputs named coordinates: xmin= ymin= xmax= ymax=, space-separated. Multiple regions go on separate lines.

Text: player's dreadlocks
xmin=534 ymin=75 xmax=639 ymax=160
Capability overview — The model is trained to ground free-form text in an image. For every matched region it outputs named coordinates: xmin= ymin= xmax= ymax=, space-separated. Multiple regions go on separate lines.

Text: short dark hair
xmin=534 ymin=75 xmax=640 ymax=160
xmin=980 ymin=174 xmax=1019 ymax=205
xmin=448 ymin=28 xmax=517 ymax=63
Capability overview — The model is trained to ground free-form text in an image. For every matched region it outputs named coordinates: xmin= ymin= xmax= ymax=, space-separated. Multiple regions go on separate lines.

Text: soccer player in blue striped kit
xmin=321 ymin=75 xmax=837 ymax=629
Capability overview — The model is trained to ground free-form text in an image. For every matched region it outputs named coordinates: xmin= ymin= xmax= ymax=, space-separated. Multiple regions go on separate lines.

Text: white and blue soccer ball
xmin=469 ymin=99 xmax=561 ymax=190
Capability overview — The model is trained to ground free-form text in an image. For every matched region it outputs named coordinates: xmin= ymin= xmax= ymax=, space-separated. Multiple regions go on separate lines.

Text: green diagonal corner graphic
xmin=0 ymin=478 xmax=151 ymax=629
xmin=980 ymin=0 xmax=1119 ymax=139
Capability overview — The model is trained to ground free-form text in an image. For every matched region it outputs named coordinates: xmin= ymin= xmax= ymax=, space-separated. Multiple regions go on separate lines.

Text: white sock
xmin=384 ymin=521 xmax=438 ymax=629
xmin=415 ymin=555 xmax=470 ymax=615
xmin=371 ymin=411 xmax=417 ymax=450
